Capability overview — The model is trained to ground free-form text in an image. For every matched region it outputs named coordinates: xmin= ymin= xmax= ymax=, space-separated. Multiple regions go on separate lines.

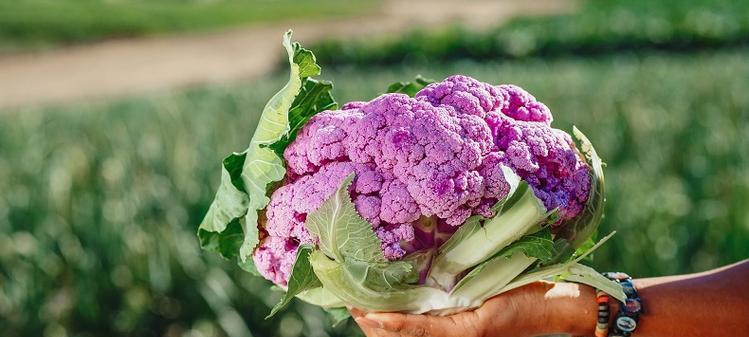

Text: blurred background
xmin=1 ymin=0 xmax=747 ymax=336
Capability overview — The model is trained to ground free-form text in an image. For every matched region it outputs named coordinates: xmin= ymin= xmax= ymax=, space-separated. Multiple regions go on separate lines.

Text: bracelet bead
xmin=615 ymin=316 xmax=637 ymax=332
xmin=594 ymin=290 xmax=610 ymax=337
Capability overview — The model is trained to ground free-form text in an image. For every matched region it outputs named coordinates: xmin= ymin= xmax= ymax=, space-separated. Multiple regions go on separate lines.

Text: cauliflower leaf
xmin=266 ymin=244 xmax=321 ymax=318
xmin=304 ymin=174 xmax=414 ymax=284
xmin=267 ymin=41 xmax=338 ymax=157
xmin=198 ymin=153 xmax=254 ymax=273
xmin=198 ymin=30 xmax=337 ymax=271
xmin=305 ymin=174 xmax=436 ymax=308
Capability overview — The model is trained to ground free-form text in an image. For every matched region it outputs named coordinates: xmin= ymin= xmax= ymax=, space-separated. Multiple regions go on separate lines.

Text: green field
xmin=0 ymin=0 xmax=378 ymax=52
xmin=313 ymin=0 xmax=749 ymax=65
xmin=1 ymin=49 xmax=748 ymax=336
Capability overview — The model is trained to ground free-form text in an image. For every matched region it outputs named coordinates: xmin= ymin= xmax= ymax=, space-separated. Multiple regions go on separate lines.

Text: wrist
xmin=482 ymin=282 xmax=599 ymax=337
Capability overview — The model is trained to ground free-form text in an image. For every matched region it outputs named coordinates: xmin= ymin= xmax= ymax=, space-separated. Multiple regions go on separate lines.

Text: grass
xmin=0 ymin=0 xmax=379 ymax=52
xmin=1 ymin=49 xmax=748 ymax=336
xmin=312 ymin=0 xmax=749 ymax=66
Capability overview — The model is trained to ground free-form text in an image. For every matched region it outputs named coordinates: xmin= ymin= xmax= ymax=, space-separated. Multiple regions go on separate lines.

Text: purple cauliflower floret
xmin=253 ymin=75 xmax=591 ymax=286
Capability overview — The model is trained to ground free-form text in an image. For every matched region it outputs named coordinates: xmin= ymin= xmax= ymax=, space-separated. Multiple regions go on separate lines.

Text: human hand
xmin=349 ymin=282 xmax=598 ymax=337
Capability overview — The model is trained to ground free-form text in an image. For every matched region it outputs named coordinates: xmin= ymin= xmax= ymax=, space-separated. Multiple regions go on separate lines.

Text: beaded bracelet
xmin=603 ymin=272 xmax=643 ymax=337
xmin=594 ymin=290 xmax=610 ymax=337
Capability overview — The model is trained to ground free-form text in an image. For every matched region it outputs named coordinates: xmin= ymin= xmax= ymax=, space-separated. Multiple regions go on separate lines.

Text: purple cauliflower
xmin=253 ymin=75 xmax=591 ymax=286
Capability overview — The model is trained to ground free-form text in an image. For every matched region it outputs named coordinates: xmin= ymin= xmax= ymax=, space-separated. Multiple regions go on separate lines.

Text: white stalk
xmin=427 ymin=183 xmax=547 ymax=290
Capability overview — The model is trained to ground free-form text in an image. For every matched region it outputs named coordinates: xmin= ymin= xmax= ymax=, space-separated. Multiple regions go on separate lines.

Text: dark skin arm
xmin=351 ymin=259 xmax=749 ymax=337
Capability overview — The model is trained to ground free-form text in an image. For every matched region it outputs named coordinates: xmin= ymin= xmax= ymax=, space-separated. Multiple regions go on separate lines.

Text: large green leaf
xmin=304 ymin=173 xmax=414 ymax=287
xmin=448 ymin=252 xmax=538 ymax=305
xmin=266 ymin=245 xmax=321 ymax=318
xmin=198 ymin=30 xmax=338 ymax=270
xmin=238 ymin=31 xmax=304 ymax=261
xmin=304 ymin=174 xmax=424 ymax=309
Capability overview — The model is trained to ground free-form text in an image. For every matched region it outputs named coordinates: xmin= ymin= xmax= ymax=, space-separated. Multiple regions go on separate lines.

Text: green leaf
xmin=238 ymin=31 xmax=305 ymax=261
xmin=309 ymin=251 xmax=450 ymax=313
xmin=266 ymin=245 xmax=321 ymax=318
xmin=400 ymin=249 xmax=434 ymax=284
xmin=237 ymin=257 xmax=260 ymax=276
xmin=198 ymin=152 xmax=249 ymax=259
xmin=386 ymin=75 xmax=435 ymax=97
xmin=569 ymin=231 xmax=616 ymax=264
xmin=550 ymin=127 xmax=606 ymax=263
xmin=562 ymin=263 xmax=625 ymax=302
xmin=343 ymin=259 xmax=414 ymax=292
xmin=198 ymin=218 xmax=244 ymax=260
xmin=199 ymin=31 xmax=337 ymax=272
xmin=500 ymin=232 xmax=625 ymax=303
xmin=304 ymin=173 xmax=386 ymax=263
xmin=267 ymin=42 xmax=338 ymax=157
xmin=324 ymin=307 xmax=351 ymax=327
xmin=569 ymin=229 xmax=598 ymax=263
xmin=304 ymin=173 xmax=414 ymax=289
xmin=292 ymin=43 xmax=322 ymax=78
xmin=498 ymin=227 xmax=554 ymax=263
xmin=303 ymin=175 xmax=426 ymax=309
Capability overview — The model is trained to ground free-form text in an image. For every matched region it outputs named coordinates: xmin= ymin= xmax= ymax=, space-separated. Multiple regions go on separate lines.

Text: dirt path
xmin=0 ymin=0 xmax=575 ymax=110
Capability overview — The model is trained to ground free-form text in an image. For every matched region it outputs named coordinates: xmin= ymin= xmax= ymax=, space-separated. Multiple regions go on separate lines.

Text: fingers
xmin=350 ymin=307 xmax=398 ymax=337
xmin=348 ymin=307 xmax=484 ymax=337
xmin=364 ymin=312 xmax=458 ymax=337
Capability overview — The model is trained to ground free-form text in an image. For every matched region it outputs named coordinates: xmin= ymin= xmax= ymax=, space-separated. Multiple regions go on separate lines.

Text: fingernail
xmin=355 ymin=317 xmax=383 ymax=329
